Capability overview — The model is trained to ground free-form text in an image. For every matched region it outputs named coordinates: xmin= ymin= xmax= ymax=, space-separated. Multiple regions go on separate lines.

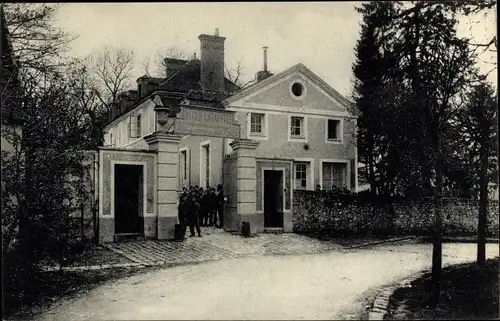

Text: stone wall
xmin=293 ymin=190 xmax=499 ymax=237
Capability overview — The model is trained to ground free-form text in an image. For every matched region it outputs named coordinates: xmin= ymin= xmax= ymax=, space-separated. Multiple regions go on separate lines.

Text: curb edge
xmin=368 ymin=269 xmax=430 ymax=320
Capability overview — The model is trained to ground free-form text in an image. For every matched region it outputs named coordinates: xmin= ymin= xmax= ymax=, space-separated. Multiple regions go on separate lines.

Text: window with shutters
xmin=129 ymin=114 xmax=141 ymax=138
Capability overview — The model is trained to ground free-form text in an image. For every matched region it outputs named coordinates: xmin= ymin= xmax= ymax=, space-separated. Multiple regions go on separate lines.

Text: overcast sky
xmin=55 ymin=2 xmax=497 ymax=97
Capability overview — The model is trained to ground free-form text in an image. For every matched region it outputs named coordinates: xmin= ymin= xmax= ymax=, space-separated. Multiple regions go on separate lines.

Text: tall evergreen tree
xmin=353 ymin=1 xmax=402 ymax=197
xmin=353 ymin=1 xmax=480 ymax=304
xmin=457 ymin=82 xmax=498 ymax=266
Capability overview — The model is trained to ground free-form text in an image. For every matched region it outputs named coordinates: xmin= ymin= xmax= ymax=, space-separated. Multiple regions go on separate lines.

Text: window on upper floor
xmin=327 ymin=119 xmax=341 ymax=141
xmin=290 ymin=116 xmax=305 ymax=138
xmin=129 ymin=114 xmax=141 ymax=138
xmin=250 ymin=113 xmax=264 ymax=135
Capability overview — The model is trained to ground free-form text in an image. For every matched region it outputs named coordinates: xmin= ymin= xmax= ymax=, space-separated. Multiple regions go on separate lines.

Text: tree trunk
xmin=477 ymin=140 xmax=489 ymax=266
xmin=368 ymin=135 xmax=377 ymax=196
xmin=431 ymin=136 xmax=443 ymax=307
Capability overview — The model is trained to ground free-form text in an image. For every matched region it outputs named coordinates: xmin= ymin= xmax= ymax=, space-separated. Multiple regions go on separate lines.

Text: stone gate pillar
xmin=145 ymin=132 xmax=182 ymax=240
xmin=229 ymin=139 xmax=261 ymax=234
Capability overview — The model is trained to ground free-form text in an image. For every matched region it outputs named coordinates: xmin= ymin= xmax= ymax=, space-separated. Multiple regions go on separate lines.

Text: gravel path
xmin=34 ymin=243 xmax=498 ymax=320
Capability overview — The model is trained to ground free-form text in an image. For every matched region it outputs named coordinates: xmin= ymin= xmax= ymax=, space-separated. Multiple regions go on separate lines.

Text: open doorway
xmin=114 ymin=164 xmax=144 ymax=236
xmin=263 ymin=170 xmax=284 ymax=228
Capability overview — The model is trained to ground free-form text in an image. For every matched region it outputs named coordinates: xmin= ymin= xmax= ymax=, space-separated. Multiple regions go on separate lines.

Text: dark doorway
xmin=114 ymin=164 xmax=144 ymax=235
xmin=264 ymin=170 xmax=284 ymax=228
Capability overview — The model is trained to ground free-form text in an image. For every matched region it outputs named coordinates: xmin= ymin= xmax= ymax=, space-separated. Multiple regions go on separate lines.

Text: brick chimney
xmin=109 ymin=102 xmax=119 ymax=120
xmin=198 ymin=29 xmax=226 ymax=93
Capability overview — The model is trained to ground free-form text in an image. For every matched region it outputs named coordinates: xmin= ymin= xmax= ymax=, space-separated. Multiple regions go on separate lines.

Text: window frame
xmin=180 ymin=149 xmax=187 ymax=180
xmin=247 ymin=112 xmax=268 ymax=140
xmin=294 ymin=162 xmax=308 ymax=190
xmin=325 ymin=118 xmax=343 ymax=144
xmin=319 ymin=160 xmax=350 ymax=191
xmin=200 ymin=141 xmax=211 ymax=189
xmin=250 ymin=113 xmax=264 ymax=135
xmin=205 ymin=145 xmax=210 ymax=188
xmin=288 ymin=115 xmax=308 ymax=142
xmin=290 ymin=116 xmax=303 ymax=137
xmin=129 ymin=113 xmax=142 ymax=138
xmin=289 ymin=79 xmax=307 ymax=101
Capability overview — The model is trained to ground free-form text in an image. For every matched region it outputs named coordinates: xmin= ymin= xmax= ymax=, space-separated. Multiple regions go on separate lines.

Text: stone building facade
xmin=97 ymin=29 xmax=360 ymax=242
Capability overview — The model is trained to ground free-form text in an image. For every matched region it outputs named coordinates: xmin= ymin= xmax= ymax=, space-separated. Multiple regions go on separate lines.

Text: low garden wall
xmin=292 ymin=190 xmax=499 ymax=237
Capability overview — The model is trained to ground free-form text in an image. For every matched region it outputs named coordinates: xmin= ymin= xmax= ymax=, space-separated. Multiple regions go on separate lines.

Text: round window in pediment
xmin=292 ymin=83 xmax=303 ymax=97
xmin=290 ymin=80 xmax=307 ymax=100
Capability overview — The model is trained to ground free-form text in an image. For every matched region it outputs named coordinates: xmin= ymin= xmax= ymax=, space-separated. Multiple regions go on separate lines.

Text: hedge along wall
xmin=293 ymin=190 xmax=499 ymax=237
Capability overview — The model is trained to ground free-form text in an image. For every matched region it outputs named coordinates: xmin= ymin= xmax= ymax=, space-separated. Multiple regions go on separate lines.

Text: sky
xmin=55 ymin=2 xmax=497 ymax=98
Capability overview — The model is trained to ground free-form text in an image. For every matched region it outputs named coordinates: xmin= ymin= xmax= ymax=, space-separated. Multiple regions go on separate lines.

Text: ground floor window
xmin=201 ymin=143 xmax=210 ymax=188
xmin=180 ymin=149 xmax=188 ymax=180
xmin=294 ymin=162 xmax=308 ymax=190
xmin=322 ymin=162 xmax=346 ymax=190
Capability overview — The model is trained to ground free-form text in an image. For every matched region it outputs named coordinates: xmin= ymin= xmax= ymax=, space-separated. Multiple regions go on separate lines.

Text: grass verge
xmin=3 ymin=266 xmax=158 ymax=320
xmin=385 ymin=258 xmax=499 ymax=320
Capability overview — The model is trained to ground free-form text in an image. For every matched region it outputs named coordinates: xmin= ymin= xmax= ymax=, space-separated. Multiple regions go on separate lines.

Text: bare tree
xmin=154 ymin=46 xmax=188 ymax=77
xmin=141 ymin=56 xmax=152 ymax=77
xmin=2 ymin=3 xmax=75 ymax=77
xmin=225 ymin=58 xmax=256 ymax=89
xmin=88 ymin=46 xmax=135 ymax=106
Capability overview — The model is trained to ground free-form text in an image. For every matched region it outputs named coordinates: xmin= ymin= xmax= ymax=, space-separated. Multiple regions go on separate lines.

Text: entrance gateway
xmin=96 ymin=103 xmax=266 ymax=242
xmin=114 ymin=164 xmax=144 ymax=238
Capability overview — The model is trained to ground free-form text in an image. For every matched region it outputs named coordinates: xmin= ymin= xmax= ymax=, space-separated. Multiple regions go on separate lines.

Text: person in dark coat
xmin=208 ymin=187 xmax=217 ymax=226
xmin=186 ymin=191 xmax=202 ymax=237
xmin=178 ymin=192 xmax=187 ymax=238
xmin=200 ymin=188 xmax=210 ymax=226
xmin=216 ymin=184 xmax=224 ymax=228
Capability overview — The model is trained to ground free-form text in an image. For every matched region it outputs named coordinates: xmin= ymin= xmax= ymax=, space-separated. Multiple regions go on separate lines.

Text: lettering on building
xmin=180 ymin=108 xmax=234 ymax=125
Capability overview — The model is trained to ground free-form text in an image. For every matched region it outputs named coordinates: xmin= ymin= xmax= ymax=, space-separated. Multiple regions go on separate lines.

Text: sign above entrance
xmin=175 ymin=106 xmax=240 ymax=139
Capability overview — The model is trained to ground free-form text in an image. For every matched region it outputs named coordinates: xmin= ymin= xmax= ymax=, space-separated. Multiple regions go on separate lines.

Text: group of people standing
xmin=177 ymin=184 xmax=225 ymax=238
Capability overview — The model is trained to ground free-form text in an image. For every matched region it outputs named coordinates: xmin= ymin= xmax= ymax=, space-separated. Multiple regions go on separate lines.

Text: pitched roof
xmin=223 ymin=63 xmax=361 ymax=116
xmin=156 ymin=59 xmax=240 ymax=98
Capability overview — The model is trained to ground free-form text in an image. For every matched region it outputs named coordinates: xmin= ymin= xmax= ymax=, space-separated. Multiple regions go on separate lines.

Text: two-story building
xmin=98 ymin=29 xmax=360 ymax=241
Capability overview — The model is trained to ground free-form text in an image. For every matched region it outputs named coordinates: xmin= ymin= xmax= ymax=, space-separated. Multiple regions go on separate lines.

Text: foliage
xmin=352 ymin=1 xmax=495 ymax=198
xmin=2 ymin=4 xmax=102 ymax=316
xmin=87 ymin=45 xmax=136 ymax=106
xmin=2 ymin=3 xmax=75 ymax=77
xmin=386 ymin=259 xmax=499 ymax=320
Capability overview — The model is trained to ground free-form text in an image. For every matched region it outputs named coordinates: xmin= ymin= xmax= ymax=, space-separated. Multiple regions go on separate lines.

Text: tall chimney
xmin=256 ymin=46 xmax=273 ymax=82
xmin=263 ymin=46 xmax=268 ymax=72
xmin=198 ymin=29 xmax=226 ymax=93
